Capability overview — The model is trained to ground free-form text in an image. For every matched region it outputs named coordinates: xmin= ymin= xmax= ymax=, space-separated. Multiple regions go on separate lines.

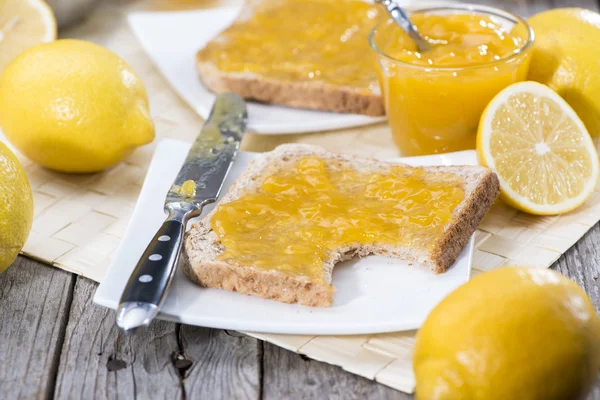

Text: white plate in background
xmin=94 ymin=139 xmax=476 ymax=335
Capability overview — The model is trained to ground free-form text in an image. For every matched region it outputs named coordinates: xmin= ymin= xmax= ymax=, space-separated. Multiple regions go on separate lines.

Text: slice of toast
xmin=196 ymin=0 xmax=385 ymax=116
xmin=182 ymin=144 xmax=500 ymax=307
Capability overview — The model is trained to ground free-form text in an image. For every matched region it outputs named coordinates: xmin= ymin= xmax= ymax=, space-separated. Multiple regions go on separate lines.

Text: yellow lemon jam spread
xmin=198 ymin=0 xmax=381 ymax=92
xmin=210 ymin=157 xmax=465 ymax=283
xmin=373 ymin=12 xmax=531 ymax=156
xmin=179 ymin=180 xmax=196 ymax=198
xmin=382 ymin=14 xmax=524 ymax=66
xmin=170 ymin=180 xmax=196 ymax=199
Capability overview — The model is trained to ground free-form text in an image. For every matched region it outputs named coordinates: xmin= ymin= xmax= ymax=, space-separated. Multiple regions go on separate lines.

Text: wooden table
xmin=2 ymin=0 xmax=600 ymax=398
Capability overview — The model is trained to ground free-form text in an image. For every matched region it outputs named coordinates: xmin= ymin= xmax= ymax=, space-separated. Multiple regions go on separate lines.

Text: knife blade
xmin=116 ymin=93 xmax=247 ymax=331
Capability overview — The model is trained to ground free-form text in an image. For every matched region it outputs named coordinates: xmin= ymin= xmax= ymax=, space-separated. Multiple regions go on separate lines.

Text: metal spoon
xmin=375 ymin=0 xmax=432 ymax=52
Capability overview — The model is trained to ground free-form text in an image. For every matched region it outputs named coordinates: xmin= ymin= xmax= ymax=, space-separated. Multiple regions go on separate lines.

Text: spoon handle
xmin=375 ymin=0 xmax=431 ymax=52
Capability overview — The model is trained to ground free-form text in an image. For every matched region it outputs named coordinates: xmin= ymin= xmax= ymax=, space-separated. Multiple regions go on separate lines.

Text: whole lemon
xmin=0 ymin=39 xmax=154 ymax=173
xmin=0 ymin=141 xmax=33 ymax=273
xmin=527 ymin=8 xmax=600 ymax=136
xmin=413 ymin=267 xmax=600 ymax=400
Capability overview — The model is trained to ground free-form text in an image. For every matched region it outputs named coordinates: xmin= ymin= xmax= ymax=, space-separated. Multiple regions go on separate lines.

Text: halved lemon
xmin=0 ymin=0 xmax=56 ymax=73
xmin=477 ymin=81 xmax=599 ymax=215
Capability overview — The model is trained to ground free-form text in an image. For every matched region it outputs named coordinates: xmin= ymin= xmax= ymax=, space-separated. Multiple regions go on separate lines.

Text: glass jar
xmin=370 ymin=5 xmax=534 ymax=156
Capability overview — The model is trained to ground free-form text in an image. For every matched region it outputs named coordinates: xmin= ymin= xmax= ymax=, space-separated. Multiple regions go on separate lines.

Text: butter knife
xmin=116 ymin=93 xmax=248 ymax=331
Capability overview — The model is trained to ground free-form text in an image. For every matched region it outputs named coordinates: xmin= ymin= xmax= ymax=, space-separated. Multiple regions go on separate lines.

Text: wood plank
xmin=0 ymin=257 xmax=74 ymax=399
xmin=262 ymin=342 xmax=411 ymax=400
xmin=553 ymin=224 xmax=600 ymax=400
xmin=554 ymin=224 xmax=600 ymax=315
xmin=53 ymin=276 xmax=183 ymax=399
xmin=179 ymin=327 xmax=261 ymax=399
xmin=472 ymin=0 xmax=599 ymax=15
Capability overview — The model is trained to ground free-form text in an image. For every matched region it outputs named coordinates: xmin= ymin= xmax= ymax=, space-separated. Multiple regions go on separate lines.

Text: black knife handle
xmin=120 ymin=219 xmax=184 ymax=305
xmin=116 ymin=203 xmax=199 ymax=330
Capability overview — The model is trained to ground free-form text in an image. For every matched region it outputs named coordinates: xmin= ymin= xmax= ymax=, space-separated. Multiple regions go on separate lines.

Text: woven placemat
xmin=19 ymin=138 xmax=600 ymax=393
xmin=7 ymin=0 xmax=600 ymax=395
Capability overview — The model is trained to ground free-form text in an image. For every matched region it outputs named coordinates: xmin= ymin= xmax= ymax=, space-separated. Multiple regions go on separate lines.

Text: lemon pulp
xmin=0 ymin=0 xmax=56 ymax=72
xmin=477 ymin=81 xmax=599 ymax=215
xmin=490 ymin=92 xmax=594 ymax=205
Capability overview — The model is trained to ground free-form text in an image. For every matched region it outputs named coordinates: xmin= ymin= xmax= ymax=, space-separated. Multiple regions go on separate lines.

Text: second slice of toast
xmin=182 ymin=144 xmax=500 ymax=307
xmin=196 ymin=0 xmax=385 ymax=116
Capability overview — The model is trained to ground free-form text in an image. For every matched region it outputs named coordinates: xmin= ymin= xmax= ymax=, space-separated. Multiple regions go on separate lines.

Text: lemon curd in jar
xmin=197 ymin=0 xmax=381 ymax=92
xmin=370 ymin=7 xmax=533 ymax=156
xmin=210 ymin=157 xmax=465 ymax=283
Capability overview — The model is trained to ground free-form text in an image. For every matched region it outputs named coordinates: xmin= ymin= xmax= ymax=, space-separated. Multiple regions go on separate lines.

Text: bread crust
xmin=180 ymin=245 xmax=336 ymax=307
xmin=183 ymin=144 xmax=500 ymax=306
xmin=430 ymin=170 xmax=499 ymax=273
xmin=196 ymin=61 xmax=385 ymax=116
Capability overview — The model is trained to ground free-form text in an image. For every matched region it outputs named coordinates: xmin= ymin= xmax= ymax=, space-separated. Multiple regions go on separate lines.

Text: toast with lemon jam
xmin=182 ymin=144 xmax=500 ymax=307
xmin=196 ymin=0 xmax=385 ymax=116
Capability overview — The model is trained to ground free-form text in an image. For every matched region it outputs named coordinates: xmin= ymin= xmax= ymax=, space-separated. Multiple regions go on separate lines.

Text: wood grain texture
xmin=262 ymin=342 xmax=410 ymax=400
xmin=0 ymin=258 xmax=74 ymax=399
xmin=4 ymin=0 xmax=600 ymax=399
xmin=554 ymin=224 xmax=600 ymax=400
xmin=554 ymin=224 xmax=600 ymax=314
xmin=53 ymin=277 xmax=182 ymax=399
xmin=179 ymin=327 xmax=260 ymax=399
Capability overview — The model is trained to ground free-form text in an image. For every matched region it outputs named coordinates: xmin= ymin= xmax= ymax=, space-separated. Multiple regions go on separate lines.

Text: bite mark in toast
xmin=182 ymin=144 xmax=500 ymax=307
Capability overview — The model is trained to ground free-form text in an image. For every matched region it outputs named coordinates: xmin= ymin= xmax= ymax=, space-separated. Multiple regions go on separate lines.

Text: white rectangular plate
xmin=94 ymin=139 xmax=476 ymax=335
xmin=127 ymin=7 xmax=386 ymax=134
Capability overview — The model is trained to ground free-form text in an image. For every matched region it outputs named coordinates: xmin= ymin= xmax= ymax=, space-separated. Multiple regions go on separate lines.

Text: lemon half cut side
xmin=0 ymin=0 xmax=56 ymax=73
xmin=477 ymin=81 xmax=599 ymax=215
